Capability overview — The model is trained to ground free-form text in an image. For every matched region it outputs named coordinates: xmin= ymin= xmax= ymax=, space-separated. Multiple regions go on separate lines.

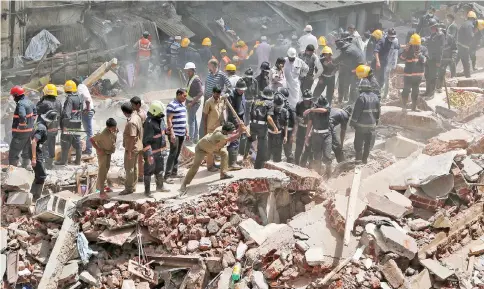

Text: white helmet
xmin=287 ymin=47 xmax=297 ymax=58
xmin=304 ymin=25 xmax=313 ymax=32
xmin=184 ymin=62 xmax=196 ymax=70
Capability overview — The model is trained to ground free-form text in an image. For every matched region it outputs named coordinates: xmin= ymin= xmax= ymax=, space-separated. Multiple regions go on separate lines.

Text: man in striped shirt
xmin=199 ymin=59 xmax=232 ymax=137
xmin=164 ymin=88 xmax=188 ymax=182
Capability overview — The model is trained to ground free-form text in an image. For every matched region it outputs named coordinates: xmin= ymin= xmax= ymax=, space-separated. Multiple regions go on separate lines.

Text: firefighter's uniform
xmin=268 ymin=98 xmax=288 ymax=162
xmin=294 ymin=93 xmax=314 ymax=167
xmin=30 ymin=121 xmax=47 ymax=200
xmin=437 ymin=32 xmax=457 ymax=91
xmin=424 ymin=27 xmax=445 ymax=97
xmin=9 ymin=92 xmax=36 ymax=167
xmin=306 ymin=98 xmax=332 ymax=175
xmin=457 ymin=18 xmax=475 ymax=78
xmin=247 ymin=93 xmax=274 ymax=169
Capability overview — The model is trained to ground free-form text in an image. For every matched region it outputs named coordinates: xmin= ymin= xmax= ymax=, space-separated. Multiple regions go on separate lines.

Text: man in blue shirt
xmin=373 ymin=28 xmax=399 ymax=99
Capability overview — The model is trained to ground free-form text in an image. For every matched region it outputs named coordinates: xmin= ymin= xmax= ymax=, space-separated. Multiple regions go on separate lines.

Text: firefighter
xmin=199 ymin=37 xmax=214 ymax=79
xmin=313 ymin=46 xmax=337 ymax=105
xmin=276 ymin=87 xmax=295 ymax=163
xmin=457 ymin=11 xmax=476 ymax=78
xmin=55 ymin=80 xmax=83 ymax=166
xmin=366 ymin=30 xmax=383 ymax=65
xmin=305 ymin=96 xmax=332 ymax=177
xmin=133 ymin=31 xmax=152 ymax=84
xmin=267 ymin=93 xmax=288 ymax=162
xmin=293 ymin=89 xmax=314 ymax=167
xmin=416 ymin=7 xmax=438 ymax=38
xmin=373 ymin=28 xmax=399 ymax=99
xmin=299 ymin=44 xmax=323 ymax=93
xmin=142 ymin=101 xmax=170 ymax=196
xmin=226 ymin=63 xmax=241 ymax=88
xmin=255 ymin=61 xmax=271 ymax=93
xmin=220 ymin=49 xmax=231 ymax=70
xmin=399 ymin=33 xmax=428 ymax=112
xmin=422 ymin=19 xmax=445 ymax=98
xmin=318 ymin=36 xmax=327 ymax=52
xmin=246 ymin=88 xmax=278 ymax=169
xmin=239 ymin=68 xmax=258 ymax=155
xmin=8 ymin=86 xmax=36 ymax=169
xmin=436 ymin=29 xmax=457 ymax=93
xmin=355 ymin=65 xmax=381 ymax=99
xmin=350 ymin=79 xmax=381 ymax=164
xmin=471 ymin=17 xmax=484 ymax=71
xmin=30 ymin=110 xmax=59 ymax=200
xmin=334 ymin=37 xmax=365 ymax=103
xmin=36 ymin=84 xmax=62 ymax=169
xmin=226 ymin=78 xmax=247 ymax=170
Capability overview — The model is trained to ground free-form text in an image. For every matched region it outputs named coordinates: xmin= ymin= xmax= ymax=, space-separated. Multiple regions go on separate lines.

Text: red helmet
xmin=10 ymin=86 xmax=25 ymax=97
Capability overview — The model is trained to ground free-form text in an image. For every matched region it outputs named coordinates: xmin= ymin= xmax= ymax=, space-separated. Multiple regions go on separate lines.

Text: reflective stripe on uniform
xmin=356 ymin=123 xmax=376 ymax=128
xmin=405 ymin=58 xmax=419 ymax=63
xmin=322 ymin=74 xmax=334 ymax=77
xmin=153 ymin=133 xmax=163 ymax=139
xmin=313 ymin=129 xmax=329 ymax=133
xmin=287 ymin=127 xmax=293 ymax=131
xmin=12 ymin=128 xmax=33 ymax=132
xmin=363 ymin=109 xmax=379 ymax=113
xmin=13 ymin=113 xmax=34 ymax=119
xmin=458 ymin=42 xmax=470 ymax=49
xmin=251 ymin=120 xmax=266 ymax=125
xmin=403 ymin=72 xmax=424 ymax=76
xmin=268 ymin=130 xmax=281 ymax=134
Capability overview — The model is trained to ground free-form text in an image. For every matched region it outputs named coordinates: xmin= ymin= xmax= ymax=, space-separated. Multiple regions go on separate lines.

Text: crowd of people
xmin=6 ymin=6 xmax=484 ymax=199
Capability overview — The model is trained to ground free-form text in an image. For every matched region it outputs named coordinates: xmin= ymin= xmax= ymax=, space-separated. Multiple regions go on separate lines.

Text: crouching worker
xmin=30 ymin=110 xmax=59 ymax=201
xmin=180 ymin=122 xmax=244 ymax=192
xmin=143 ymin=101 xmax=170 ymax=196
xmin=90 ymin=118 xmax=117 ymax=199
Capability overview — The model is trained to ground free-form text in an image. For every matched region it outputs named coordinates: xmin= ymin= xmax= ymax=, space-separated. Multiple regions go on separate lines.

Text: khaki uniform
xmin=123 ymin=114 xmax=143 ymax=192
xmin=183 ymin=127 xmax=229 ymax=185
xmin=134 ymin=109 xmax=147 ymax=179
xmin=91 ymin=128 xmax=117 ymax=191
xmin=203 ymin=97 xmax=226 ymax=167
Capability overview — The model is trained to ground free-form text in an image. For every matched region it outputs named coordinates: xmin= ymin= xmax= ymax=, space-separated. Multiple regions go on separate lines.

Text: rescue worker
xmin=284 ymin=47 xmax=309 ymax=110
xmin=267 ymin=93 xmax=288 ymax=162
xmin=436 ymin=29 xmax=458 ymax=93
xmin=299 ymin=44 xmax=324 ymax=93
xmin=446 ymin=14 xmax=458 ymax=40
xmin=180 ymin=38 xmax=202 ymax=72
xmin=242 ymin=68 xmax=259 ymax=125
xmin=226 ymin=79 xmax=247 ymax=169
xmin=256 ymin=36 xmax=271 ymax=71
xmin=348 ymin=24 xmax=364 ymax=53
xmin=203 ymin=86 xmax=226 ymax=172
xmin=457 ymin=11 xmax=476 ymax=78
xmin=226 ymin=64 xmax=241 ymax=88
xmin=422 ymin=19 xmax=445 ymax=98
xmin=185 ymin=62 xmax=203 ymax=143
xmin=232 ymin=40 xmax=249 ymax=64
xmin=8 ymin=86 xmax=36 ymax=168
xmin=30 ymin=110 xmax=59 ymax=200
xmin=334 ymin=37 xmax=365 ymax=103
xmin=350 ymin=79 xmax=381 ymax=164
xmin=181 ymin=122 xmax=243 ymax=192
xmin=276 ymin=87 xmax=295 ymax=163
xmin=305 ymin=96 xmax=332 ymax=177
xmin=373 ymin=28 xmax=399 ymax=99
xmin=220 ymin=49 xmax=231 ymax=70
xmin=142 ymin=101 xmax=170 ymax=196
xmin=55 ymin=81 xmax=83 ymax=166
xmin=130 ymin=96 xmax=146 ymax=182
xmin=417 ymin=7 xmax=438 ymax=38
xmin=313 ymin=46 xmax=337 ymax=105
xmin=246 ymin=88 xmax=278 ymax=169
xmin=90 ymin=118 xmax=117 ymax=199
xmin=355 ymin=65 xmax=381 ymax=100
xmin=133 ymin=31 xmax=152 ymax=83
xmin=299 ymin=25 xmax=319 ymax=54
xmin=199 ymin=37 xmax=214 ymax=79
xmin=471 ymin=17 xmax=483 ymax=71
xmin=269 ymin=57 xmax=286 ymax=90
xmin=255 ymin=61 xmax=271 ymax=93
xmin=366 ymin=29 xmax=383 ymax=65
xmin=318 ymin=36 xmax=327 ymax=52
xmin=120 ymin=102 xmax=143 ymax=195
xmin=399 ymin=33 xmax=428 ymax=112
xmin=293 ymin=90 xmax=314 ymax=167
xmin=36 ymin=84 xmax=62 ymax=169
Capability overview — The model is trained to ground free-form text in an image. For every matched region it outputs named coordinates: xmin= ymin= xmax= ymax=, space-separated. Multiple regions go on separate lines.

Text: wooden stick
xmin=443 ymin=75 xmax=451 ymax=109
xmin=318 ymin=248 xmax=359 ymax=286
xmin=224 ymin=97 xmax=250 ymax=137
xmin=28 ymin=50 xmax=48 ymax=82
xmin=450 ymin=87 xmax=484 ymax=93
xmin=344 ymin=166 xmax=361 ymax=246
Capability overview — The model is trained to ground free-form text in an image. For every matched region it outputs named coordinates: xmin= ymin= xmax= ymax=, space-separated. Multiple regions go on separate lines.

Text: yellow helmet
xmin=43 ymin=84 xmax=58 ymax=97
xmin=64 ymin=80 xmax=77 ymax=93
xmin=236 ymin=40 xmax=246 ymax=47
xmin=468 ymin=11 xmax=477 ymax=19
xmin=322 ymin=46 xmax=333 ymax=55
xmin=409 ymin=33 xmax=421 ymax=45
xmin=318 ymin=36 xmax=327 ymax=46
xmin=477 ymin=19 xmax=484 ymax=31
xmin=220 ymin=49 xmax=227 ymax=54
xmin=225 ymin=64 xmax=236 ymax=71
xmin=202 ymin=37 xmax=212 ymax=46
xmin=148 ymin=101 xmax=165 ymax=117
xmin=181 ymin=37 xmax=190 ymax=48
xmin=371 ymin=29 xmax=383 ymax=41
xmin=355 ymin=65 xmax=371 ymax=79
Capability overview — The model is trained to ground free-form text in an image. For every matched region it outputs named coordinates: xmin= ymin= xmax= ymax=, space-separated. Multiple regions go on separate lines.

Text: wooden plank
xmin=469 ymin=243 xmax=484 ymax=256
xmin=344 ymin=166 xmax=362 ymax=246
xmin=467 ymin=255 xmax=476 ymax=274
xmin=87 ymin=50 xmax=91 ymax=74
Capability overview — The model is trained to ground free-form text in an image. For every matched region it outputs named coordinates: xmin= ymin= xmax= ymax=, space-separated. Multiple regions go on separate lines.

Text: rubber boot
xmin=155 ymin=174 xmax=170 ymax=192
xmin=30 ymin=182 xmax=44 ymax=201
xmin=55 ymin=149 xmax=68 ymax=166
xmin=74 ymin=149 xmax=81 ymax=165
xmin=45 ymin=158 xmax=54 ymax=170
xmin=144 ymin=175 xmax=152 ymax=196
xmin=228 ymin=149 xmax=241 ymax=171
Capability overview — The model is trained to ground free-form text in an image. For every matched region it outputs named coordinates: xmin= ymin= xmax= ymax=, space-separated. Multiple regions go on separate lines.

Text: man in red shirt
xmin=133 ymin=31 xmax=152 ymax=85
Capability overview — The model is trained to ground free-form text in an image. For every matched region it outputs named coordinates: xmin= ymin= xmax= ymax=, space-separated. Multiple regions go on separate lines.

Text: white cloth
xmin=298 ymin=33 xmax=319 ymax=54
xmin=228 ymin=75 xmax=241 ymax=88
xmin=269 ymin=67 xmax=286 ymax=89
xmin=78 ymin=83 xmax=94 ymax=110
xmin=256 ymin=41 xmax=271 ymax=67
xmin=283 ymin=57 xmax=309 ymax=110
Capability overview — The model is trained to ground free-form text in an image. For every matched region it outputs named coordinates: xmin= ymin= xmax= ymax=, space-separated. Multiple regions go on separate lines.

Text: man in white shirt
xmin=73 ymin=77 xmax=94 ymax=155
xmin=298 ymin=25 xmax=319 ymax=54
xmin=284 ymin=48 xmax=309 ymax=110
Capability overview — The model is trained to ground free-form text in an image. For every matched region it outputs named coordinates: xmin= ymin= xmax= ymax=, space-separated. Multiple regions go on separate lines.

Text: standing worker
xmin=119 ymin=102 xmax=143 ymax=195
xmin=30 ymin=111 xmax=59 ymax=200
xmin=373 ymin=28 xmax=399 ymax=99
xmin=399 ymin=33 xmax=428 ymax=112
xmin=180 ymin=123 xmax=244 ymax=192
xmin=90 ymin=118 xmax=117 ymax=199
xmin=284 ymin=48 xmax=309 ymax=110
xmin=220 ymin=49 xmax=231 ymax=70
xmin=226 ymin=79 xmax=247 ymax=170
xmin=36 ymin=84 xmax=62 ymax=169
xmin=199 ymin=38 xmax=214 ymax=79
xmin=350 ymin=79 xmax=381 ymax=164
xmin=226 ymin=64 xmax=241 ymax=88
xmin=333 ymin=38 xmax=364 ymax=104
xmin=422 ymin=19 xmax=445 ymax=98
xmin=267 ymin=93 xmax=288 ymax=162
xmin=133 ymin=31 xmax=152 ymax=85
xmin=293 ymin=90 xmax=314 ymax=167
xmin=366 ymin=30 xmax=383 ymax=65
xmin=8 ymin=86 xmax=36 ymax=169
xmin=313 ymin=46 xmax=337 ymax=105
xmin=240 ymin=68 xmax=258 ymax=155
xmin=299 ymin=25 xmax=319 ymax=54
xmin=130 ymin=96 xmax=146 ymax=182
xmin=457 ymin=11 xmax=476 ymax=78
xmin=185 ymin=62 xmax=203 ymax=144
xmin=470 ymin=17 xmax=483 ymax=71
xmin=142 ymin=101 xmax=170 ymax=196
xmin=355 ymin=65 xmax=381 ymax=99
xmin=276 ymin=88 xmax=295 ymax=163
xmin=304 ymin=96 xmax=332 ymax=177
xmin=416 ymin=7 xmax=438 ymax=38
xmin=269 ymin=57 xmax=286 ymax=91
xmin=436 ymin=29 xmax=457 ymax=93
xmin=299 ymin=44 xmax=323 ymax=93
xmin=202 ymin=86 xmax=227 ymax=172
xmin=73 ymin=77 xmax=94 ymax=156
xmin=246 ymin=88 xmax=278 ymax=169
xmin=256 ymin=36 xmax=272 ymax=71
xmin=55 ymin=81 xmax=83 ymax=166
xmin=255 ymin=61 xmax=271 ymax=93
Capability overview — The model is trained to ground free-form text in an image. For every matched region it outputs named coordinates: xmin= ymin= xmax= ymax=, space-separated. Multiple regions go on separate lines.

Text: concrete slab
xmin=379 ymin=106 xmax=443 ymax=136
xmin=409 ymin=269 xmax=432 ymax=289
xmin=1 ymin=167 xmax=34 ymax=191
xmin=383 ymin=135 xmax=424 ymax=158
xmin=366 ymin=193 xmax=410 ymax=219
xmin=264 ymin=161 xmax=322 ymax=191
xmin=420 ymin=259 xmax=455 ymax=281
xmin=381 ymin=259 xmax=405 ymax=288
xmin=384 ymin=190 xmax=413 ymax=212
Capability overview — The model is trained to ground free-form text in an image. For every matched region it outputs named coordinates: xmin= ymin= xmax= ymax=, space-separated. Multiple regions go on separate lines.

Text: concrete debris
xmin=366 ymin=192 xmax=410 ymax=219
xmin=469 ymin=244 xmax=484 ymax=256
xmin=409 ymin=269 xmax=432 ymax=289
xmin=217 ymin=268 xmax=232 ymax=289
xmin=383 ymin=135 xmax=424 ymax=158
xmin=251 ymin=270 xmax=268 ymax=289
xmin=264 ymin=161 xmax=322 ymax=191
xmin=432 ymin=213 xmax=452 ymax=228
xmin=239 ymin=218 xmax=267 ymax=245
xmin=58 ymin=260 xmax=79 ymax=286
xmin=423 ymin=129 xmax=475 ymax=156
xmin=378 ymin=225 xmax=418 ymax=260
xmin=408 ymin=218 xmax=430 ymax=231
xmin=379 ymin=106 xmax=444 ymax=135
xmin=305 ymin=247 xmax=331 ymax=266
xmin=420 ymin=259 xmax=455 ymax=281
xmin=2 ymin=167 xmax=35 ymax=192
xmin=79 ymin=270 xmax=99 ymax=286
xmin=381 ymin=259 xmax=405 ymax=288
xmin=6 ymin=192 xmax=33 ymax=208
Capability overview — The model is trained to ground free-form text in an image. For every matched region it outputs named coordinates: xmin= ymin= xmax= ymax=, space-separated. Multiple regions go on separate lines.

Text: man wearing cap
xmin=185 ymin=62 xmax=203 ymax=143
xmin=299 ymin=44 xmax=324 ymax=93
xmin=417 ymin=7 xmax=438 ymax=38
xmin=299 ymin=25 xmax=319 ymax=54
xmin=256 ymin=36 xmax=272 ymax=72
xmin=422 ymin=19 xmax=445 ymax=98
xmin=256 ymin=61 xmax=271 ymax=93
xmin=226 ymin=78 xmax=247 ymax=169
xmin=373 ymin=28 xmax=399 ymax=99
xmin=170 ymin=36 xmax=182 ymax=71
xmin=313 ymin=46 xmax=337 ymax=105
xmin=284 ymin=47 xmax=309 ymax=110
xmin=293 ymin=89 xmax=314 ymax=167
xmin=334 ymin=37 xmax=364 ymax=104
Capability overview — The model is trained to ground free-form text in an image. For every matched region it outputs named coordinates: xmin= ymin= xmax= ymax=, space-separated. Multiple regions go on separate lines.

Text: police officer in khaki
xmin=180 ymin=122 xmax=244 ymax=193
xmin=120 ymin=102 xmax=143 ymax=195
xmin=90 ymin=118 xmax=117 ymax=199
